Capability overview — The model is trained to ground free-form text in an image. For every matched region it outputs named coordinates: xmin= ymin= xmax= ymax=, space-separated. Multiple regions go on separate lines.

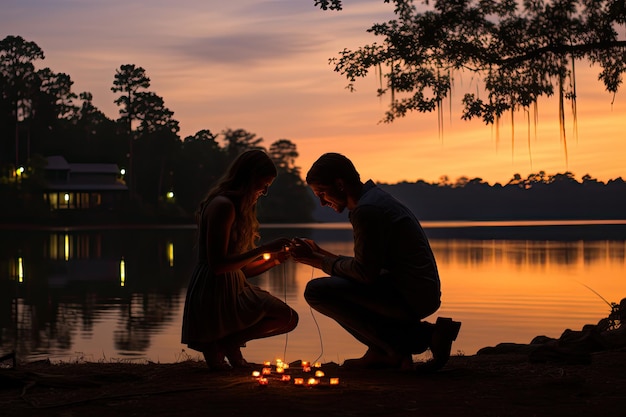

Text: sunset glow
xmin=2 ymin=0 xmax=624 ymax=184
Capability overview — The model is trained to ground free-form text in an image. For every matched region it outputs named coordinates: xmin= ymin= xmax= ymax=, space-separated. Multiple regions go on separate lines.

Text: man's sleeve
xmin=324 ymin=205 xmax=388 ymax=283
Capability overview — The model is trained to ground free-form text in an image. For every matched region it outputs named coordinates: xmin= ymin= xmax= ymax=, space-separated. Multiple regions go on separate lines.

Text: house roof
xmin=70 ymin=163 xmax=120 ymax=174
xmin=43 ymin=156 xmax=128 ymax=192
xmin=45 ymin=183 xmax=128 ymax=191
xmin=45 ymin=156 xmax=121 ymax=174
xmin=45 ymin=155 xmax=71 ymax=171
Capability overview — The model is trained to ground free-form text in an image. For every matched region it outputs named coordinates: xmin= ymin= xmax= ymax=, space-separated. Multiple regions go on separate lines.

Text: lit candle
xmin=329 ymin=378 xmax=340 ymax=385
xmin=251 ymin=371 xmax=261 ymax=378
xmin=276 ymin=367 xmax=285 ymax=374
xmin=314 ymin=370 xmax=324 ymax=377
xmin=263 ymin=253 xmax=271 ymax=260
xmin=303 ymin=366 xmax=311 ymax=372
xmin=263 ymin=361 xmax=271 ymax=366
xmin=301 ymin=361 xmax=309 ymax=367
xmin=281 ymin=375 xmax=291 ymax=382
xmin=262 ymin=367 xmax=272 ymax=375
xmin=294 ymin=378 xmax=304 ymax=385
xmin=258 ymin=377 xmax=269 ymax=386
xmin=307 ymin=378 xmax=319 ymax=386
xmin=313 ymin=362 xmax=322 ymax=368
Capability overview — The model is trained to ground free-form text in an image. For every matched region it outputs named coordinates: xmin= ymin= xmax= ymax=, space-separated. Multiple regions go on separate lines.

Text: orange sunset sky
xmin=3 ymin=0 xmax=625 ymax=185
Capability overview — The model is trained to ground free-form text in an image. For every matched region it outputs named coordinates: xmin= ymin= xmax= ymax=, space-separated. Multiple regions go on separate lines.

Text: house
xmin=43 ymin=155 xmax=128 ymax=210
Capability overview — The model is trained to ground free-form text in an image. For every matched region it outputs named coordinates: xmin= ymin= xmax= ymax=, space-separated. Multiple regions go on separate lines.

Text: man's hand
xmin=289 ymin=237 xmax=316 ymax=258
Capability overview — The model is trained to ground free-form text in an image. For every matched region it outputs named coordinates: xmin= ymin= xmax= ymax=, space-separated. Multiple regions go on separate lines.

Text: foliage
xmin=316 ymin=0 xmax=626 ymax=125
xmin=379 ymin=171 xmax=626 ymax=221
xmin=0 ymin=35 xmax=315 ymax=223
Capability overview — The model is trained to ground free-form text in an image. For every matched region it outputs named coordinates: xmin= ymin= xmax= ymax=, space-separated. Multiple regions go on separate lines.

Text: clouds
xmin=173 ymin=31 xmax=324 ymax=66
xmin=1 ymin=0 xmax=624 ymax=184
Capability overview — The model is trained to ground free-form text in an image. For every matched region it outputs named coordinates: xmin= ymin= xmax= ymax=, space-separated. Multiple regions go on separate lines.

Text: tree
xmin=258 ymin=139 xmax=314 ymax=223
xmin=315 ymin=0 xmax=625 ymax=136
xmin=175 ymin=130 xmax=228 ymax=214
xmin=30 ymin=68 xmax=78 ymax=155
xmin=111 ymin=64 xmax=150 ymax=199
xmin=132 ymin=92 xmax=181 ymax=206
xmin=0 ymin=35 xmax=45 ymax=167
xmin=269 ymin=139 xmax=300 ymax=176
xmin=62 ymin=92 xmax=122 ymax=163
xmin=221 ymin=128 xmax=264 ymax=162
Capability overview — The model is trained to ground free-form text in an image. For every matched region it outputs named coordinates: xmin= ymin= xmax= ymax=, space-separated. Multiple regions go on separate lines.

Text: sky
xmin=2 ymin=0 xmax=625 ymax=185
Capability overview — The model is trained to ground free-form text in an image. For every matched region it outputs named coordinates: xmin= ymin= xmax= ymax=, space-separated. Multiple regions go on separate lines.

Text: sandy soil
xmin=1 ymin=349 xmax=624 ymax=417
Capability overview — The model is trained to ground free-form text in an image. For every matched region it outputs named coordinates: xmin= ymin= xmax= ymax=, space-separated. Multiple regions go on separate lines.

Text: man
xmin=291 ymin=152 xmax=461 ymax=371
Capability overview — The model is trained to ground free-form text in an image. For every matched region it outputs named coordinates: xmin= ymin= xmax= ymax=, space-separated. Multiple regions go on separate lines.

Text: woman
xmin=181 ymin=149 xmax=298 ymax=370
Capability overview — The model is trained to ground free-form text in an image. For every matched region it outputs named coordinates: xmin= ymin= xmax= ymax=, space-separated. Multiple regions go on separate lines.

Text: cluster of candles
xmin=251 ymin=359 xmax=340 ymax=387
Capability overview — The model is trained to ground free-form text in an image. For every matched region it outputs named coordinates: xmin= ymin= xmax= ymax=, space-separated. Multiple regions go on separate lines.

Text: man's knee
xmin=304 ymin=278 xmax=328 ymax=305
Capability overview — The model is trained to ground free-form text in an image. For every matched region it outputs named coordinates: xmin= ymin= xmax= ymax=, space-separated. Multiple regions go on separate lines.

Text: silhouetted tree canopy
xmin=316 ymin=0 xmax=626 ymax=126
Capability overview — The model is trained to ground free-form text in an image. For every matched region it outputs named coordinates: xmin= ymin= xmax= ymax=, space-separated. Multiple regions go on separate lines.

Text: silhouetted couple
xmin=181 ymin=150 xmax=460 ymax=372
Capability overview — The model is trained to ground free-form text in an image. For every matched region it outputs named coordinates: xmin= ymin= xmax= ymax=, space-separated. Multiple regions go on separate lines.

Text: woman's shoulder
xmin=203 ymin=195 xmax=236 ymax=218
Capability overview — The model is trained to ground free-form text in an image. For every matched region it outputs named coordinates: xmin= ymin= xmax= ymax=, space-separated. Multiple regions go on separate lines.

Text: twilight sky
xmin=3 ymin=0 xmax=625 ymax=185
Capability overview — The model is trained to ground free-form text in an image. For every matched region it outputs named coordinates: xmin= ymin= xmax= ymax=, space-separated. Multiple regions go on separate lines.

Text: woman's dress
xmin=181 ymin=211 xmax=276 ymax=352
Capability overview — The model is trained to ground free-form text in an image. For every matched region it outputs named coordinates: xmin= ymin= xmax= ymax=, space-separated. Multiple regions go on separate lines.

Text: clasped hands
xmin=261 ymin=237 xmax=324 ymax=266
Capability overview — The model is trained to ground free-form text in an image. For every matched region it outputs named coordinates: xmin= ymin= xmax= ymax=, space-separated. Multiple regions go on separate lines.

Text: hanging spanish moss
xmin=558 ymin=74 xmax=570 ymax=168
xmin=526 ymin=107 xmax=533 ymax=171
xmin=570 ymin=56 xmax=579 ymax=144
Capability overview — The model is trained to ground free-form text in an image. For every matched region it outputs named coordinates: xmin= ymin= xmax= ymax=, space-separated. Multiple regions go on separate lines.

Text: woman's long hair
xmin=196 ymin=149 xmax=277 ymax=253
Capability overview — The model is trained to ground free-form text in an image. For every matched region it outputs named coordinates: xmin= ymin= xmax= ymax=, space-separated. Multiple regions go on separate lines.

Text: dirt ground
xmin=1 ymin=349 xmax=625 ymax=417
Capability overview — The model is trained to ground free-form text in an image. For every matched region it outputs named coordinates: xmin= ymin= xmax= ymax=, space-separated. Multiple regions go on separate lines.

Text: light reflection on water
xmin=0 ymin=223 xmax=624 ymax=365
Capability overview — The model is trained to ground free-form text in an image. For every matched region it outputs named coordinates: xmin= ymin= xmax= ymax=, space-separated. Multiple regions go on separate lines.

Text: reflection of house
xmin=43 ymin=155 xmax=128 ymax=210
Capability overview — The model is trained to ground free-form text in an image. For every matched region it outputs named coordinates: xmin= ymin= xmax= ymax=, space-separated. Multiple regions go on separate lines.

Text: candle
xmin=262 ymin=367 xmax=271 ymax=375
xmin=258 ymin=377 xmax=269 ymax=386
xmin=314 ymin=370 xmax=324 ymax=377
xmin=301 ymin=361 xmax=309 ymax=367
xmin=293 ymin=378 xmax=304 ymax=385
xmin=302 ymin=366 xmax=311 ymax=372
xmin=281 ymin=375 xmax=291 ymax=382
xmin=251 ymin=371 xmax=261 ymax=378
xmin=329 ymin=378 xmax=340 ymax=385
xmin=276 ymin=367 xmax=285 ymax=374
xmin=263 ymin=253 xmax=271 ymax=260
xmin=263 ymin=361 xmax=271 ymax=366
xmin=307 ymin=378 xmax=319 ymax=386
xmin=313 ymin=362 xmax=322 ymax=368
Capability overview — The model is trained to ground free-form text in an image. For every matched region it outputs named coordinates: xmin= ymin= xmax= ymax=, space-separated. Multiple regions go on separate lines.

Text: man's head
xmin=306 ymin=153 xmax=362 ymax=213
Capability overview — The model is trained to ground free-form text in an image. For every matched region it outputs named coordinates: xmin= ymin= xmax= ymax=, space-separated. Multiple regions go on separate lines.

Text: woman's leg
xmin=220 ymin=298 xmax=298 ymax=365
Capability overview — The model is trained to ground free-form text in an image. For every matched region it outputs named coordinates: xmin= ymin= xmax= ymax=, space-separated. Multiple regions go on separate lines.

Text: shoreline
xmin=2 ymin=349 xmax=625 ymax=417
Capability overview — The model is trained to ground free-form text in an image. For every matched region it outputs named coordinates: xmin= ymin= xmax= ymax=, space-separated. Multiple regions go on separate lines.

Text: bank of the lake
xmin=2 ymin=349 xmax=625 ymax=417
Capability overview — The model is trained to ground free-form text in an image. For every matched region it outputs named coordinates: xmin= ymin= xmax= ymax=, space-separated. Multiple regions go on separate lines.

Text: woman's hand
xmin=261 ymin=237 xmax=292 ymax=254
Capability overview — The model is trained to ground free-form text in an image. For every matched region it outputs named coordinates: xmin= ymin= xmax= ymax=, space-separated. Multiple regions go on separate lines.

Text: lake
xmin=1 ymin=221 xmax=624 ymax=366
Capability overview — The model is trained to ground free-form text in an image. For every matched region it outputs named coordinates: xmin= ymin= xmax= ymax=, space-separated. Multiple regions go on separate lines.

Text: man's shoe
xmin=415 ymin=317 xmax=461 ymax=373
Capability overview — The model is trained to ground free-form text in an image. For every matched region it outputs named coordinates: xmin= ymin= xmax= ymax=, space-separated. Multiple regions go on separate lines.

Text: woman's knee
xmin=286 ymin=309 xmax=299 ymax=331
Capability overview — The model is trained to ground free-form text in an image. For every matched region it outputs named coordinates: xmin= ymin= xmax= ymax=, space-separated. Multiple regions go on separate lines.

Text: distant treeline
xmin=2 ymin=36 xmax=624 ymax=225
xmin=312 ymin=172 xmax=626 ymax=222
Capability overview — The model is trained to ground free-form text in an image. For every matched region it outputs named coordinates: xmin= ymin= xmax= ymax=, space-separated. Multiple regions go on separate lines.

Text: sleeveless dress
xmin=181 ymin=206 xmax=275 ymax=352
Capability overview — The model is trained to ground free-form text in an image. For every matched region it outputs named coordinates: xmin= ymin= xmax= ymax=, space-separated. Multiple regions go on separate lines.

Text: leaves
xmin=321 ymin=0 xmax=626 ymax=124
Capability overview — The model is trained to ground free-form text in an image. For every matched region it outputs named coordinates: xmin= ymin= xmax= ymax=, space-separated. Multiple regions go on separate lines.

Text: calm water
xmin=1 ymin=222 xmax=624 ymax=365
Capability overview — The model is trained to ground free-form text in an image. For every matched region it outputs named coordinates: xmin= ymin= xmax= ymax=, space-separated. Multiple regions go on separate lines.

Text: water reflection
xmin=1 ymin=228 xmax=195 ymax=362
xmin=0 ymin=225 xmax=623 ymax=365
